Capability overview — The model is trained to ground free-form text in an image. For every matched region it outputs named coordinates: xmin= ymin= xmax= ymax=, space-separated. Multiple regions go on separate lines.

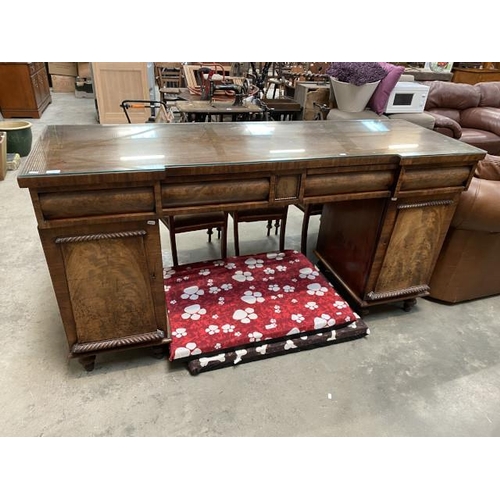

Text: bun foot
xmin=78 ymin=355 xmax=96 ymax=372
xmin=403 ymin=298 xmax=417 ymax=312
xmin=358 ymin=307 xmax=370 ymax=317
xmin=150 ymin=345 xmax=167 ymax=359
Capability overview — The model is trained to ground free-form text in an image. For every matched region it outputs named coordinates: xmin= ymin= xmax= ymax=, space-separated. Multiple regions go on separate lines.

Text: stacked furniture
xmin=424 ymin=81 xmax=500 ymax=155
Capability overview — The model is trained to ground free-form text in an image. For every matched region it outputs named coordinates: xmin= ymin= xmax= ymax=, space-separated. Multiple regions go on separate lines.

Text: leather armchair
xmin=429 ymin=154 xmax=500 ymax=303
xmin=425 ymin=81 xmax=500 ymax=155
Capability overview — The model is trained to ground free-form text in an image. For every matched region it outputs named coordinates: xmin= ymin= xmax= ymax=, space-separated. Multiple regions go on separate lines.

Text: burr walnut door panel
xmin=41 ymin=221 xmax=166 ymax=354
xmin=366 ymin=197 xmax=458 ymax=301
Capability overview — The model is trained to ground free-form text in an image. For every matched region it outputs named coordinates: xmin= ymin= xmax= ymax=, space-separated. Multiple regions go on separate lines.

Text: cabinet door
xmin=0 ymin=63 xmax=35 ymax=113
xmin=365 ymin=196 xmax=458 ymax=301
xmin=32 ymin=71 xmax=43 ymax=107
xmin=40 ymin=220 xmax=167 ymax=356
xmin=34 ymin=68 xmax=50 ymax=107
xmin=92 ymin=62 xmax=151 ymax=124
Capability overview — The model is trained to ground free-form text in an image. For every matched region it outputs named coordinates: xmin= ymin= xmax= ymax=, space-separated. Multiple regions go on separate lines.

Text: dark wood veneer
xmin=18 ymin=120 xmax=486 ymax=369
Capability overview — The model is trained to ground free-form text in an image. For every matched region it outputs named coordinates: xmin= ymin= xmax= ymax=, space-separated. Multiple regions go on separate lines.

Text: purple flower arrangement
xmin=326 ymin=62 xmax=388 ymax=86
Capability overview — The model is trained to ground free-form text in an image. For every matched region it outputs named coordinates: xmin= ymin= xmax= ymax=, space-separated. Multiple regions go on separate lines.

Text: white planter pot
xmin=330 ymin=77 xmax=380 ymax=112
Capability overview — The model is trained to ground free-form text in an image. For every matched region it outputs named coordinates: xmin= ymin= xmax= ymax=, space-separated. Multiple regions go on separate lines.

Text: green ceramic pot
xmin=0 ymin=121 xmax=33 ymax=157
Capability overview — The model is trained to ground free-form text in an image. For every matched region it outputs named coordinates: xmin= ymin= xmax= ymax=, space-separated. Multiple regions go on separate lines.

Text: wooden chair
xmin=154 ymin=63 xmax=183 ymax=89
xmin=295 ymin=203 xmax=324 ymax=254
xmin=162 ymin=211 xmax=228 ymax=267
xmin=229 ymin=206 xmax=289 ymax=256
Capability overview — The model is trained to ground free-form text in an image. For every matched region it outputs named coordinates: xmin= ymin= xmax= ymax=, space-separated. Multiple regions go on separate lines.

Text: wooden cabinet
xmin=452 ymin=68 xmax=500 ymax=84
xmin=92 ymin=62 xmax=152 ymax=124
xmin=0 ymin=62 xmax=51 ymax=118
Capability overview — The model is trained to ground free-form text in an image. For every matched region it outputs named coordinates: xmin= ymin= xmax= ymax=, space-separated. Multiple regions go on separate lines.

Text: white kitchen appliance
xmin=384 ymin=81 xmax=430 ymax=114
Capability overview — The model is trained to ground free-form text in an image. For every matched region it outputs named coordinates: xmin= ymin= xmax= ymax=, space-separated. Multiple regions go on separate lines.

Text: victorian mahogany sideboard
xmin=17 ymin=120 xmax=485 ymax=369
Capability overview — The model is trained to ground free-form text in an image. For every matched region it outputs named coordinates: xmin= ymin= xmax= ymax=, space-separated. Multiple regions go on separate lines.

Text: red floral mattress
xmin=164 ymin=250 xmax=369 ymax=374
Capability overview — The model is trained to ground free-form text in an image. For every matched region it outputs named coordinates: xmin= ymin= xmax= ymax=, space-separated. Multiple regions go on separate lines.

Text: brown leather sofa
xmin=428 ymin=154 xmax=500 ymax=303
xmin=424 ymin=81 xmax=500 ymax=155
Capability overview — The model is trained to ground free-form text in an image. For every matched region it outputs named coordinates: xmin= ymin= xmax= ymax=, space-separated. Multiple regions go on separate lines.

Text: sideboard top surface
xmin=18 ymin=120 xmax=486 ymax=188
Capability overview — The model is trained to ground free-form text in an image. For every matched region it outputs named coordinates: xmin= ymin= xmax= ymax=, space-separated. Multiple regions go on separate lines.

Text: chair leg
xmin=233 ymin=213 xmax=240 ymax=256
xmin=266 ymin=219 xmax=273 ymax=237
xmin=300 ymin=205 xmax=319 ymax=255
xmin=279 ymin=207 xmax=289 ymax=252
xmin=301 ymin=214 xmax=310 ymax=255
xmin=274 ymin=219 xmax=280 ymax=235
xmin=220 ymin=214 xmax=228 ymax=259
xmin=206 ymin=227 xmax=213 ymax=243
xmin=166 ymin=216 xmax=179 ymax=267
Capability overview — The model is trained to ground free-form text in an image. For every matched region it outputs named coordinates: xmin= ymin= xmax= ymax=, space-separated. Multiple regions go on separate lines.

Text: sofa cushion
xmin=460 ymin=128 xmax=500 ymax=155
xmin=461 ymin=107 xmax=500 ymax=137
xmin=425 ymin=81 xmax=481 ymax=110
xmin=476 ymin=82 xmax=500 ymax=107
xmin=368 ymin=62 xmax=405 ymax=115
xmin=429 ymin=108 xmax=462 ymax=123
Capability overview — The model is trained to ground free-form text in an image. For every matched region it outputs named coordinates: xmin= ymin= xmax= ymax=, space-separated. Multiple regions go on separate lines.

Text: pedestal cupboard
xmin=17 ymin=120 xmax=485 ymax=369
xmin=0 ymin=63 xmax=51 ymax=118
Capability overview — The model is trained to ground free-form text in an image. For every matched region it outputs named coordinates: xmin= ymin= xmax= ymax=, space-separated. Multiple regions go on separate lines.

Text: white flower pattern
xmin=181 ymin=304 xmax=207 ymax=320
xmin=245 ymin=257 xmax=264 ymax=268
xmin=233 ymin=307 xmax=258 ymax=323
xmin=248 ymin=332 xmax=263 ymax=342
xmin=181 ymin=286 xmax=204 ymax=300
xmin=233 ymin=271 xmax=254 ymax=282
xmin=241 ymin=290 xmax=265 ymax=305
xmin=305 ymin=301 xmax=318 ymax=310
xmin=206 ymin=325 xmax=220 ymax=335
xmin=173 ymin=327 xmax=187 ymax=338
xmin=307 ymin=283 xmax=328 ymax=296
xmin=299 ymin=267 xmax=319 ymax=279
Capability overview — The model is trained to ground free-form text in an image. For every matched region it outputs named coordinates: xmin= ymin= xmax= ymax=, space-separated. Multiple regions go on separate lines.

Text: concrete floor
xmin=1 ymin=92 xmax=500 ymax=437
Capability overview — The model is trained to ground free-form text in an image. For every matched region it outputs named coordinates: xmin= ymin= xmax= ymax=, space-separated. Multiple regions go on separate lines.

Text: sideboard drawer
xmin=39 ymin=187 xmax=155 ymax=220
